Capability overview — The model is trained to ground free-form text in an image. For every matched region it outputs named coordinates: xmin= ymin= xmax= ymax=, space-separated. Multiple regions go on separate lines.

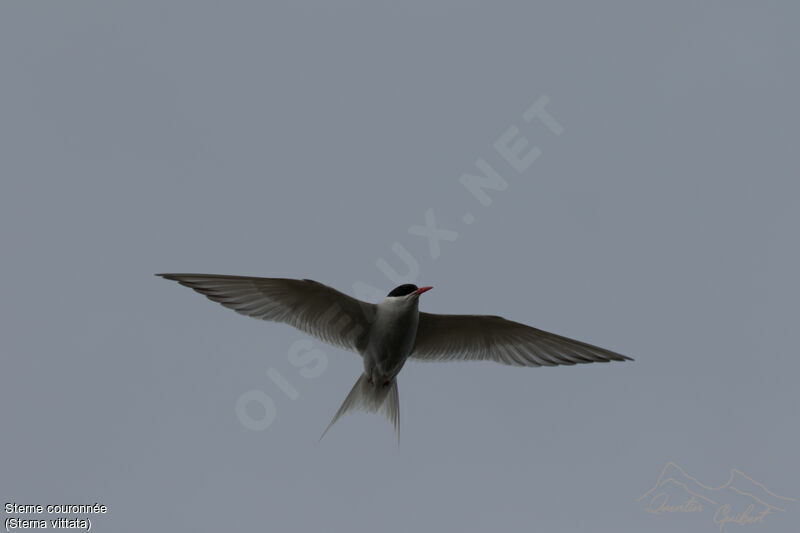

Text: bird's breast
xmin=363 ymin=308 xmax=419 ymax=378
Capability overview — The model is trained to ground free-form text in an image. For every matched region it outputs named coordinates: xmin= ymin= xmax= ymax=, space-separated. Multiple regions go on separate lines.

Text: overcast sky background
xmin=2 ymin=2 xmax=799 ymax=532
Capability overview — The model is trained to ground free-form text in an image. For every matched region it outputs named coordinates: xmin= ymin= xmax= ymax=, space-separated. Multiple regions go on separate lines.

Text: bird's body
xmin=362 ymin=290 xmax=422 ymax=384
xmin=157 ymin=274 xmax=632 ymax=440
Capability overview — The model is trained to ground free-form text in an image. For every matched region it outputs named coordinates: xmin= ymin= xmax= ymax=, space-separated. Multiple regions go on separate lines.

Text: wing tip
xmin=155 ymin=273 xmax=198 ymax=281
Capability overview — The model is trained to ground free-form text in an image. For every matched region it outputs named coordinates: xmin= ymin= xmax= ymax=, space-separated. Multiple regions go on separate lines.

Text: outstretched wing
xmin=411 ymin=313 xmax=632 ymax=366
xmin=157 ymin=274 xmax=374 ymax=352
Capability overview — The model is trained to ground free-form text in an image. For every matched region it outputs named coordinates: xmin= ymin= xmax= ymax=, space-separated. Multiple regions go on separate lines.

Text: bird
xmin=156 ymin=274 xmax=632 ymax=439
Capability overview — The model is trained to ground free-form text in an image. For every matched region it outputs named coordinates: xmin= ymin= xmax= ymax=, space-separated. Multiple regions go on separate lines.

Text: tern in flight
xmin=157 ymin=274 xmax=632 ymax=439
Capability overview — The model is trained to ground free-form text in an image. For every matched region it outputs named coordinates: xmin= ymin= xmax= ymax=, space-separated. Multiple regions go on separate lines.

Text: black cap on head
xmin=387 ymin=284 xmax=418 ymax=297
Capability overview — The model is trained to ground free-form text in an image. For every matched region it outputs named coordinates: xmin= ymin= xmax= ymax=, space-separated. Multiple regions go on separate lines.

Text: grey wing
xmin=157 ymin=274 xmax=375 ymax=352
xmin=411 ymin=313 xmax=632 ymax=367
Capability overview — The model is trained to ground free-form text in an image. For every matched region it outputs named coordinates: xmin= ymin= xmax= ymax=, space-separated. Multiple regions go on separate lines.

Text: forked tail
xmin=320 ymin=373 xmax=399 ymax=441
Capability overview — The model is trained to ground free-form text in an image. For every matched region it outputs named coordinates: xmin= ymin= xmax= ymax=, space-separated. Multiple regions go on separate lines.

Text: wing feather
xmin=157 ymin=274 xmax=374 ymax=352
xmin=411 ymin=313 xmax=631 ymax=367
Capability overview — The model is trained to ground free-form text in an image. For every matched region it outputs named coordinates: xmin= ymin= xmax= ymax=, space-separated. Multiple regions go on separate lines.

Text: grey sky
xmin=1 ymin=2 xmax=798 ymax=532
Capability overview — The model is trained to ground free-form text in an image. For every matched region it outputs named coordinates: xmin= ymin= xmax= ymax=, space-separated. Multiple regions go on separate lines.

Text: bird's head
xmin=384 ymin=284 xmax=433 ymax=305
